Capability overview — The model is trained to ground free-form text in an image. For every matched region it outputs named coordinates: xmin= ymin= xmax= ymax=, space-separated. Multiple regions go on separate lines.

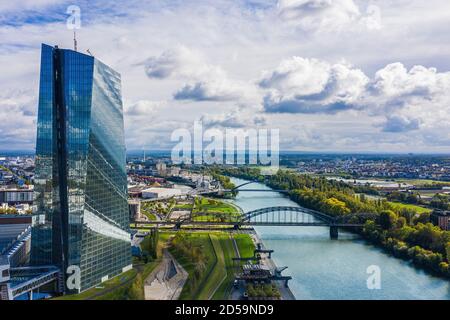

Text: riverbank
xmin=249 ymin=229 xmax=296 ymax=300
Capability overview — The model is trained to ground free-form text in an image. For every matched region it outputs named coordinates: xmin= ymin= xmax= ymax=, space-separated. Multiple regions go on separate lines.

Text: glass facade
xmin=31 ymin=44 xmax=131 ymax=293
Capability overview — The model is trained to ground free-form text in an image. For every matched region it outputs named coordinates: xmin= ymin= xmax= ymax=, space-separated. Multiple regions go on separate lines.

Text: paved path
xmin=144 ymin=249 xmax=188 ymax=300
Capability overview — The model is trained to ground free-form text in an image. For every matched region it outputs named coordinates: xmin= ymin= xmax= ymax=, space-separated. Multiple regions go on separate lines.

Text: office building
xmin=31 ymin=44 xmax=131 ymax=293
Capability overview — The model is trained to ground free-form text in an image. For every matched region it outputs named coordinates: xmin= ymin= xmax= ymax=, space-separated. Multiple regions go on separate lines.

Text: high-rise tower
xmin=31 ymin=44 xmax=131 ymax=293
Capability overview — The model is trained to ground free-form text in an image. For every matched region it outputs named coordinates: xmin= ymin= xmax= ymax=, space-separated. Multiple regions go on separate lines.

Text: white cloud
xmin=368 ymin=63 xmax=450 ymax=132
xmin=0 ymin=90 xmax=36 ymax=150
xmin=0 ymin=0 xmax=61 ymax=13
xmin=260 ymin=57 xmax=450 ymax=138
xmin=277 ymin=0 xmax=381 ymax=32
xmin=200 ymin=106 xmax=267 ymax=128
xmin=381 ymin=115 xmax=421 ymax=133
xmin=261 ymin=57 xmax=369 ymax=113
xmin=145 ymin=46 xmax=251 ymax=102
xmin=124 ymin=100 xmax=165 ymax=116
xmin=144 ymin=46 xmax=205 ymax=79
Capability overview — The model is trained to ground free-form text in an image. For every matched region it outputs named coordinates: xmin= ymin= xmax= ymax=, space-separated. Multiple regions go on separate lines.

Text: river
xmin=229 ymin=177 xmax=450 ymax=300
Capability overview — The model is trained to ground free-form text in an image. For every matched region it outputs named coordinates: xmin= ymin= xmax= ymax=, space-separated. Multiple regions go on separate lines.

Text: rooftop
xmin=0 ymin=224 xmax=30 ymax=254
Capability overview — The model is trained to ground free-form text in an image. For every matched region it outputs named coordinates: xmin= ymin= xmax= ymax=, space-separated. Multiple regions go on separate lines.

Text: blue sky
xmin=1 ymin=0 xmax=450 ymax=153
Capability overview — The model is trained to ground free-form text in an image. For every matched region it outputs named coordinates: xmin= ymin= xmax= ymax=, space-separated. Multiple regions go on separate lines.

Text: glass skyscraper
xmin=31 ymin=44 xmax=132 ymax=293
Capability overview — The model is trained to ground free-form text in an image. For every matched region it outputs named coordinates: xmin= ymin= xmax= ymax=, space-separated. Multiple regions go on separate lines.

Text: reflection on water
xmin=230 ymin=177 xmax=450 ymax=300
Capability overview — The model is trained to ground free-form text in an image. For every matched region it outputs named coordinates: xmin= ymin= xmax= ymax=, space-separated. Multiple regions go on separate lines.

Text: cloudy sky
xmin=1 ymin=0 xmax=450 ymax=153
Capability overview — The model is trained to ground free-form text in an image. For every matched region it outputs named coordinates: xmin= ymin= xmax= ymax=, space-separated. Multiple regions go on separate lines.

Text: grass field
xmin=192 ymin=197 xmax=241 ymax=222
xmin=196 ymin=234 xmax=227 ymax=300
xmin=234 ymin=233 xmax=256 ymax=258
xmin=142 ymin=211 xmax=157 ymax=221
xmin=167 ymin=231 xmax=254 ymax=300
xmin=169 ymin=232 xmax=217 ymax=300
xmin=174 ymin=203 xmax=193 ymax=210
xmin=212 ymin=234 xmax=239 ymax=300
xmin=193 ymin=197 xmax=239 ymax=214
xmin=54 ymin=268 xmax=138 ymax=300
xmin=388 ymin=201 xmax=432 ymax=214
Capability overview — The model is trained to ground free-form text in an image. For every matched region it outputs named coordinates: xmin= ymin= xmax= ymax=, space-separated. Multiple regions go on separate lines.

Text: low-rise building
xmin=0 ymin=187 xmax=33 ymax=204
xmin=431 ymin=210 xmax=450 ymax=231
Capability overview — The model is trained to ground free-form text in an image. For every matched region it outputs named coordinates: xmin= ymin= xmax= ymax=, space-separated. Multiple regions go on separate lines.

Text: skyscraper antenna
xmin=73 ymin=31 xmax=78 ymax=51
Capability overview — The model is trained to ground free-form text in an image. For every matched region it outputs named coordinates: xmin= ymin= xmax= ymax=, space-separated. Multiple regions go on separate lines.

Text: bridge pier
xmin=330 ymin=226 xmax=338 ymax=240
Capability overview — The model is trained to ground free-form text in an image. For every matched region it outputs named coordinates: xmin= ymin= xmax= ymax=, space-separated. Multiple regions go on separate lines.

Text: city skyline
xmin=1 ymin=1 xmax=450 ymax=153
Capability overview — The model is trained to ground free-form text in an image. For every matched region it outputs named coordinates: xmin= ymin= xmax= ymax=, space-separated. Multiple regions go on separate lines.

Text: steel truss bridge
xmin=135 ymin=205 xmax=377 ymax=239
xmin=189 ymin=180 xmax=288 ymax=196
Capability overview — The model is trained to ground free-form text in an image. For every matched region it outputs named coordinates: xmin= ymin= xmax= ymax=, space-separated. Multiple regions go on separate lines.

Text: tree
xmin=396 ymin=216 xmax=407 ymax=228
xmin=413 ymin=212 xmax=430 ymax=225
xmin=322 ymin=197 xmax=350 ymax=216
xmin=379 ymin=210 xmax=398 ymax=230
xmin=393 ymin=225 xmax=415 ymax=241
xmin=409 ymin=223 xmax=445 ymax=253
xmin=399 ymin=209 xmax=415 ymax=225
xmin=446 ymin=242 xmax=450 ymax=261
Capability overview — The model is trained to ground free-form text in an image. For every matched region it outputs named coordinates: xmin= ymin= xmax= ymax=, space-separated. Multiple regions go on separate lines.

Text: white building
xmin=141 ymin=187 xmax=182 ymax=199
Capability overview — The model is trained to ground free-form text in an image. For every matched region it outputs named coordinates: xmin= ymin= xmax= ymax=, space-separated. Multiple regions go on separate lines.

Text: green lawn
xmin=388 ymin=201 xmax=432 ymax=214
xmin=193 ymin=197 xmax=239 ymax=214
xmin=167 ymin=231 xmax=252 ymax=300
xmin=192 ymin=197 xmax=241 ymax=222
xmin=196 ymin=234 xmax=227 ymax=300
xmin=174 ymin=203 xmax=193 ymax=210
xmin=54 ymin=269 xmax=138 ymax=300
xmin=55 ymin=261 xmax=162 ymax=300
xmin=169 ymin=232 xmax=217 ymax=300
xmin=234 ymin=233 xmax=255 ymax=258
xmin=142 ymin=211 xmax=157 ymax=221
xmin=212 ymin=234 xmax=238 ymax=300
